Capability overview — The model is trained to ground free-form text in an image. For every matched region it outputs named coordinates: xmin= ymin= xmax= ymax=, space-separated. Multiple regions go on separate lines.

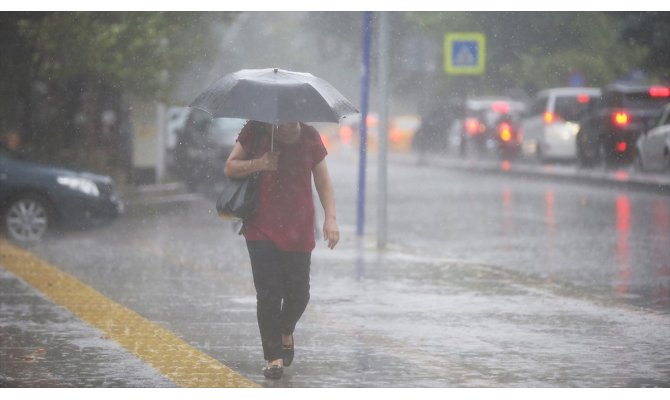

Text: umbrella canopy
xmin=190 ymin=68 xmax=359 ymax=125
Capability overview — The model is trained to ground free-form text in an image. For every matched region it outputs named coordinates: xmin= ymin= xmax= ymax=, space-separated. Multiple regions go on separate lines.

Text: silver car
xmin=635 ymin=103 xmax=670 ymax=172
xmin=520 ymin=87 xmax=601 ymax=162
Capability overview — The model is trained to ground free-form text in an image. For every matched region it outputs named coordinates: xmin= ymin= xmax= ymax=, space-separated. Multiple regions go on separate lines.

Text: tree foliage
xmin=618 ymin=11 xmax=670 ymax=79
xmin=16 ymin=12 xmax=231 ymax=101
xmin=0 ymin=12 xmax=236 ymax=175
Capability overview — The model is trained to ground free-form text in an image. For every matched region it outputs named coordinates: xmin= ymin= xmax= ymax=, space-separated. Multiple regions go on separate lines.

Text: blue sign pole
xmin=357 ymin=11 xmax=372 ymax=237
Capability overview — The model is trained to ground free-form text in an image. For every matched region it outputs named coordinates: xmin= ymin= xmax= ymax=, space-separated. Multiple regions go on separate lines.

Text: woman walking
xmin=224 ymin=120 xmax=339 ymax=379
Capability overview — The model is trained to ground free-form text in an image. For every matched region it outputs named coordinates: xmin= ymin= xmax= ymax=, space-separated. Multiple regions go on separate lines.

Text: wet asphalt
xmin=1 ymin=149 xmax=669 ymax=388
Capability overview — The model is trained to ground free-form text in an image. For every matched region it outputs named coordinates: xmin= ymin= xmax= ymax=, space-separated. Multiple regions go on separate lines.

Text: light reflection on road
xmin=492 ymin=181 xmax=669 ymax=308
xmin=501 ymin=186 xmax=514 ymax=235
xmin=544 ymin=189 xmax=556 ymax=284
xmin=545 ymin=190 xmax=555 ymax=233
xmin=616 ymin=195 xmax=631 ymax=296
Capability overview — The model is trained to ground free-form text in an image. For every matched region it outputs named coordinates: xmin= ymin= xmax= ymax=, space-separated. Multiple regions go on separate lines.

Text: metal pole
xmin=357 ymin=11 xmax=372 ymax=237
xmin=155 ymin=102 xmax=166 ymax=183
xmin=377 ymin=11 xmax=389 ymax=249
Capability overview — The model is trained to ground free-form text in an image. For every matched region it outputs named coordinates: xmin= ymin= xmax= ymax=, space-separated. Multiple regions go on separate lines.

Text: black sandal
xmin=263 ymin=364 xmax=283 ymax=379
xmin=282 ymin=334 xmax=294 ymax=367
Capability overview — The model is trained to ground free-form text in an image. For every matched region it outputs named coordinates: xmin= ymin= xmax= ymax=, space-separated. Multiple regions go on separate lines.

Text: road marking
xmin=0 ymin=239 xmax=259 ymax=388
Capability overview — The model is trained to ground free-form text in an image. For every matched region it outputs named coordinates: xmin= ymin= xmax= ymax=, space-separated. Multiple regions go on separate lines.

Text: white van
xmin=520 ymin=87 xmax=601 ymax=162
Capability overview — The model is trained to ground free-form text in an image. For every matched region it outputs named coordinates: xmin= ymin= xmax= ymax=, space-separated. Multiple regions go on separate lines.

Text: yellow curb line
xmin=0 ymin=239 xmax=259 ymax=388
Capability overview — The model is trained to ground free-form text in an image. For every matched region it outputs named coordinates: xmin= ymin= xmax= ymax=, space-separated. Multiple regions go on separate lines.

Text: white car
xmin=519 ymin=87 xmax=601 ymax=162
xmin=635 ymin=103 xmax=670 ymax=172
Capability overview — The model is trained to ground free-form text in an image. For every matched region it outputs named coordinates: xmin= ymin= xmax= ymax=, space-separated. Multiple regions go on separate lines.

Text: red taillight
xmin=616 ymin=142 xmax=627 ymax=153
xmin=612 ymin=111 xmax=630 ymax=127
xmin=649 ymin=86 xmax=670 ymax=97
xmin=465 ymin=118 xmax=480 ymax=135
xmin=492 ymin=101 xmax=509 ymax=114
xmin=499 ymin=122 xmax=512 ymax=142
xmin=577 ymin=94 xmax=591 ymax=103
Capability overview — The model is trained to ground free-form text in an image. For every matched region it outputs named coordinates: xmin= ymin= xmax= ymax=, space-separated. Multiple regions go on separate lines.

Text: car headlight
xmin=57 ymin=176 xmax=100 ymax=197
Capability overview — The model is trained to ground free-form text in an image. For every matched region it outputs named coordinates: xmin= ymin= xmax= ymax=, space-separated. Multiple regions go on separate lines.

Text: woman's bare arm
xmin=224 ymin=142 xmax=279 ymax=179
xmin=313 ymin=158 xmax=339 ymax=249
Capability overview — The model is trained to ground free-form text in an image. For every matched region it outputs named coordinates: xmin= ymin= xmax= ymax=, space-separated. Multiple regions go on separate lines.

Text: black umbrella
xmin=190 ymin=68 xmax=359 ymax=140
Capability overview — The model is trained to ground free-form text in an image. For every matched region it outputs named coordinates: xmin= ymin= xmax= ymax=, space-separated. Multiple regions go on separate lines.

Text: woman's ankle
xmin=268 ymin=358 xmax=283 ymax=367
xmin=281 ymin=334 xmax=293 ymax=346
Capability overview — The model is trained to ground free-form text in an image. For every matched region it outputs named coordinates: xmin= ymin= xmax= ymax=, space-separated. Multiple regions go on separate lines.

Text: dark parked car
xmin=0 ymin=144 xmax=123 ymax=242
xmin=576 ymin=83 xmax=670 ymax=166
xmin=413 ymin=98 xmax=462 ymax=155
xmin=174 ymin=109 xmax=247 ymax=190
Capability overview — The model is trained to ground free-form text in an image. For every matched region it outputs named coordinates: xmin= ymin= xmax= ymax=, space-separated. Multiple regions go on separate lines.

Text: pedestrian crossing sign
xmin=444 ymin=33 xmax=486 ymax=75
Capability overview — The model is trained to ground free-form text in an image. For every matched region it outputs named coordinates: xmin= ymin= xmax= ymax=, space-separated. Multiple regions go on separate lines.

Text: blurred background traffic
xmin=1 ymin=11 xmax=669 ymax=241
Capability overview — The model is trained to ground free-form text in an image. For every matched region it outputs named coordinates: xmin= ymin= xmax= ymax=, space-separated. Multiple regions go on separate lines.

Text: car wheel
xmin=577 ymin=144 xmax=589 ymax=167
xmin=596 ymin=142 xmax=608 ymax=168
xmin=4 ymin=194 xmax=51 ymax=242
xmin=577 ymin=131 xmax=596 ymax=167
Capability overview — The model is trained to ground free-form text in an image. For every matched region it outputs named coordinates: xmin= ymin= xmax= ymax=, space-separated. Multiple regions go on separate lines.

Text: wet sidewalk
xmin=2 ymin=219 xmax=669 ymax=388
xmin=0 ymin=267 xmax=177 ymax=388
xmin=304 ymin=239 xmax=670 ymax=387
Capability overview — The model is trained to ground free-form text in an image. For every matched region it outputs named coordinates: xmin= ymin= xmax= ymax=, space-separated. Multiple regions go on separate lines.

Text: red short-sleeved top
xmin=237 ymin=121 xmax=327 ymax=252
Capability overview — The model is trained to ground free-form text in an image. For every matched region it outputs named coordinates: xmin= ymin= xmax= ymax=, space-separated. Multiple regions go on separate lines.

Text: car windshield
xmin=554 ymin=96 xmax=596 ymax=121
xmin=467 ymin=99 xmax=525 ymax=113
xmin=466 ymin=99 xmax=525 ymax=125
xmin=209 ymin=118 xmax=247 ymax=146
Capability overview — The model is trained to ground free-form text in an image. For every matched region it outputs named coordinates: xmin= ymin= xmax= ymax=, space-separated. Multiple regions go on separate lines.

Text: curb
xmin=400 ymin=153 xmax=670 ymax=194
xmin=119 ymin=181 xmax=203 ymax=211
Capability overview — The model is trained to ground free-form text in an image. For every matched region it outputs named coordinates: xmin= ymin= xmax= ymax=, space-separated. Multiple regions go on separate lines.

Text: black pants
xmin=246 ymin=240 xmax=311 ymax=361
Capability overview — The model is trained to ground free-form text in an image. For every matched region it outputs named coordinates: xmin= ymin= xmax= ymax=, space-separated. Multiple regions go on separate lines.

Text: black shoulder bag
xmin=216 ymin=126 xmax=262 ymax=225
